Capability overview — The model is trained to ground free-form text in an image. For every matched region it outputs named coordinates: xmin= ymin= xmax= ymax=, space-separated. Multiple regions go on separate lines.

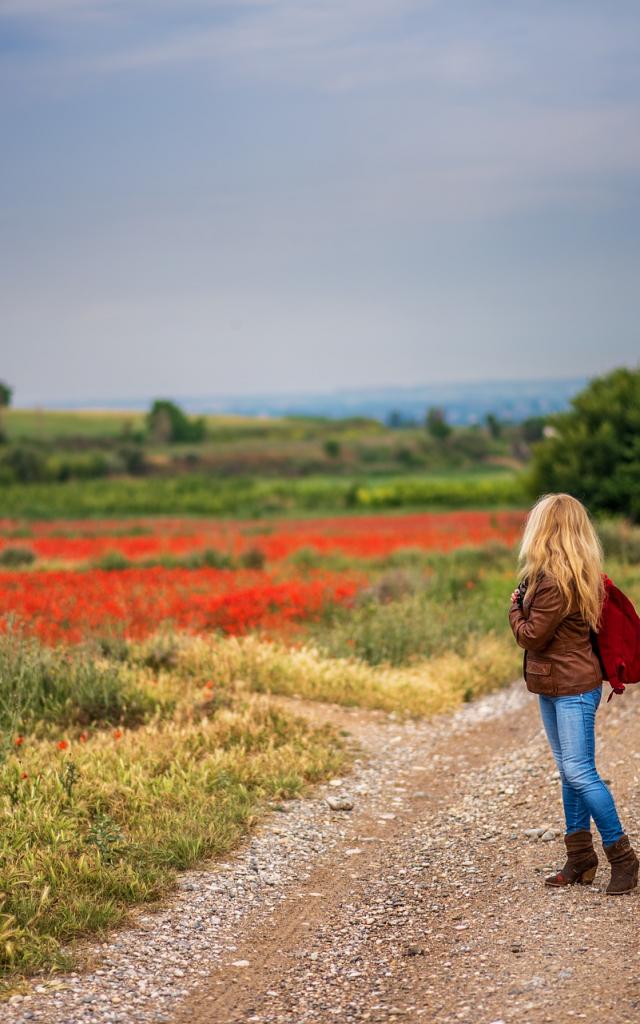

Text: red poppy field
xmin=0 ymin=509 xmax=524 ymax=564
xmin=0 ymin=567 xmax=362 ymax=645
xmin=0 ymin=511 xmax=524 ymax=644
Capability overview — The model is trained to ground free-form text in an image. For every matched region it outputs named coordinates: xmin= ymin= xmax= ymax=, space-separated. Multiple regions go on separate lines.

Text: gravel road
xmin=6 ymin=681 xmax=640 ymax=1024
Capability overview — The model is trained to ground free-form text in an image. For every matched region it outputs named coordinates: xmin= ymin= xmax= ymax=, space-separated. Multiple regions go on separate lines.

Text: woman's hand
xmin=511 ymin=589 xmax=520 ymax=604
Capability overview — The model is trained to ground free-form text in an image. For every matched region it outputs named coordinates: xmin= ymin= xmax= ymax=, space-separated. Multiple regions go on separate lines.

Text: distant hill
xmin=28 ymin=378 xmax=585 ymax=426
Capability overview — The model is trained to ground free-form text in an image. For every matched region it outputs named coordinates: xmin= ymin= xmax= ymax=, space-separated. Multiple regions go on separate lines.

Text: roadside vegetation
xmin=1 ymin=678 xmax=342 ymax=980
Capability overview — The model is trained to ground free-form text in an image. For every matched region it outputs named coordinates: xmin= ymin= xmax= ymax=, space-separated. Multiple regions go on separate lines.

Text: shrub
xmin=136 ymin=631 xmax=182 ymax=671
xmin=323 ymin=438 xmax=342 ymax=459
xmin=357 ymin=569 xmax=419 ymax=604
xmin=239 ymin=546 xmax=266 ymax=570
xmin=118 ymin=444 xmax=148 ymax=476
xmin=394 ymin=445 xmax=422 ymax=468
xmin=0 ymin=546 xmax=36 ymax=568
xmin=521 ymin=416 xmax=546 ymax=443
xmin=95 ymin=550 xmax=131 ymax=571
xmin=49 ymin=452 xmax=111 ymax=482
xmin=288 ymin=546 xmax=326 ymax=570
xmin=425 ymin=406 xmax=452 ymax=441
xmin=0 ymin=443 xmax=48 ymax=483
xmin=446 ymin=428 xmax=491 ymax=462
xmin=187 ymin=547 xmax=234 ymax=570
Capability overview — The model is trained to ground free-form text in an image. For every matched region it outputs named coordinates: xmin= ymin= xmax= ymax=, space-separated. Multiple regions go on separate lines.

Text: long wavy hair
xmin=518 ymin=493 xmax=604 ymax=630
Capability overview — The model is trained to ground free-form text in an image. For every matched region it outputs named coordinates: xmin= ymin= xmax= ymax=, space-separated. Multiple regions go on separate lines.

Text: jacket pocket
xmin=527 ymin=659 xmax=552 ymax=676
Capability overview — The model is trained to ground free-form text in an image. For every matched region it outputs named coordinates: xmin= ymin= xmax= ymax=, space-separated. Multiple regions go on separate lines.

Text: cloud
xmin=90 ymin=10 xmax=493 ymax=96
xmin=1 ymin=1 xmax=449 ymax=92
xmin=0 ymin=0 xmax=109 ymax=16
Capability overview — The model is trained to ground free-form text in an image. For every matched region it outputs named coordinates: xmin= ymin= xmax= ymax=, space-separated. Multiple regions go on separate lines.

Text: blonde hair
xmin=518 ymin=493 xmax=604 ymax=630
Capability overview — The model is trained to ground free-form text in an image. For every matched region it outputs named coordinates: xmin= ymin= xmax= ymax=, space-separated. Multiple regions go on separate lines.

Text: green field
xmin=4 ymin=409 xmax=380 ymax=443
xmin=4 ymin=409 xmax=147 ymax=441
xmin=1 ymin=406 xmax=530 ymax=489
xmin=0 ymin=470 xmax=527 ymax=519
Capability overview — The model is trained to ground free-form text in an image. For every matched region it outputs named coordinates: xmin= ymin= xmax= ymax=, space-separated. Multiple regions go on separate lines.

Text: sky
xmin=1 ymin=1 xmax=639 ymax=405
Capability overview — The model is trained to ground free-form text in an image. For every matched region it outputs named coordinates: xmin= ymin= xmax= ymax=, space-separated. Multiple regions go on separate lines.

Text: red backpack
xmin=592 ymin=574 xmax=640 ymax=699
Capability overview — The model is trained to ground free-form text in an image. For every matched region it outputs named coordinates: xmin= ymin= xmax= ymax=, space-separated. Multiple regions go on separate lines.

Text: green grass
xmin=0 ymin=696 xmax=343 ymax=980
xmin=308 ymin=544 xmax=513 ymax=665
xmin=175 ymin=631 xmax=521 ymax=717
xmin=0 ymin=630 xmax=167 ymax=746
xmin=0 ymin=471 xmax=527 ymax=519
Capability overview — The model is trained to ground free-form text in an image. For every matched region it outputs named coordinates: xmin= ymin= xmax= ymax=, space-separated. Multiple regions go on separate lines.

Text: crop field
xmin=0 ymin=471 xmax=526 ymax=519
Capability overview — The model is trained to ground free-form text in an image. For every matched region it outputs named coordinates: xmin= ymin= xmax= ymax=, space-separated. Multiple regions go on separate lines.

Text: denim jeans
xmin=538 ymin=685 xmax=624 ymax=847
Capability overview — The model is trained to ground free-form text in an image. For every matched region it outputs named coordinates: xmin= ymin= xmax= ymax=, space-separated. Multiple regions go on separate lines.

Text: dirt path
xmin=7 ymin=682 xmax=640 ymax=1024
xmin=173 ymin=685 xmax=640 ymax=1024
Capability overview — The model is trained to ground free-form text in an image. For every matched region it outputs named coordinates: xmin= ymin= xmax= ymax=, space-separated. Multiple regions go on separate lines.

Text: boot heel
xmin=579 ymin=865 xmax=597 ymax=884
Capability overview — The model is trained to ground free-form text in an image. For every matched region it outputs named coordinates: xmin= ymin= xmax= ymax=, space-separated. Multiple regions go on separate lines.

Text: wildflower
xmin=113 ymin=729 xmax=123 ymax=741
xmin=465 ymin=580 xmax=476 ymax=589
xmin=57 ymin=739 xmax=69 ymax=751
xmin=14 ymin=735 xmax=24 ymax=747
xmin=79 ymin=732 xmax=89 ymax=743
xmin=204 ymin=680 xmax=214 ymax=691
xmin=20 ymin=772 xmax=28 ymax=780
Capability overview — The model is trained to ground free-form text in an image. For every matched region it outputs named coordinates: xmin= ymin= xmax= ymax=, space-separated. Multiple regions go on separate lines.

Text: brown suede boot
xmin=604 ymin=835 xmax=639 ymax=895
xmin=545 ymin=830 xmax=598 ymax=887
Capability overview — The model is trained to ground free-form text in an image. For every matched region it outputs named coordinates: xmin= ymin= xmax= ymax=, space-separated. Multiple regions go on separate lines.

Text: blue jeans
xmin=538 ymin=686 xmax=624 ymax=847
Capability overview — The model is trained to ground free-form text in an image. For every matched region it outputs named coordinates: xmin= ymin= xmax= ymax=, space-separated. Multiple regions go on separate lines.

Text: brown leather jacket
xmin=508 ymin=572 xmax=602 ymax=696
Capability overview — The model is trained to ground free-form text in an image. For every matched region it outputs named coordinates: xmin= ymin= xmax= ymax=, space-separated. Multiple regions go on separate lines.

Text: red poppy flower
xmin=113 ymin=729 xmax=123 ymax=741
xmin=14 ymin=735 xmax=24 ymax=747
xmin=57 ymin=739 xmax=69 ymax=751
xmin=79 ymin=732 xmax=89 ymax=743
xmin=20 ymin=771 xmax=28 ymax=780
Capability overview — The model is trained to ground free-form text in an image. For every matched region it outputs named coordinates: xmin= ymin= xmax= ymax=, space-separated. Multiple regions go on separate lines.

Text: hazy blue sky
xmin=1 ymin=1 xmax=639 ymax=405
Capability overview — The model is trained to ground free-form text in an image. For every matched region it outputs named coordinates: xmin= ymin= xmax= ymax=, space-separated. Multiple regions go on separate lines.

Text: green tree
xmin=425 ymin=406 xmax=452 ymax=441
xmin=323 ymin=438 xmax=342 ymax=459
xmin=529 ymin=366 xmax=640 ymax=519
xmin=1 ymin=443 xmax=48 ymax=482
xmin=521 ymin=416 xmax=546 ymax=443
xmin=0 ymin=380 xmax=12 ymax=443
xmin=485 ymin=412 xmax=502 ymax=439
xmin=146 ymin=400 xmax=206 ymax=444
xmin=448 ymin=427 xmax=490 ymax=462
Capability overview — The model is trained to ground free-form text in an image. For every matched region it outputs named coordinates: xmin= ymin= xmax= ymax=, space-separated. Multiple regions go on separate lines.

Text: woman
xmin=509 ymin=493 xmax=638 ymax=894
